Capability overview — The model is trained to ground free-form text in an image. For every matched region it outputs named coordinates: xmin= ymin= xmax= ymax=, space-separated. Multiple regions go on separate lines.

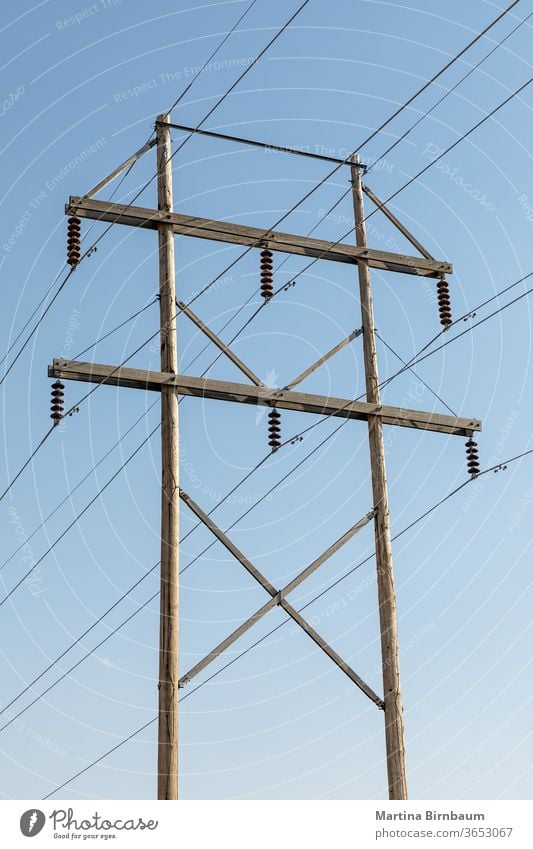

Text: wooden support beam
xmin=156 ymin=114 xmax=179 ymax=801
xmin=277 ymin=511 xmax=375 ymax=599
xmin=179 ymin=492 xmax=382 ymax=706
xmin=66 ymin=196 xmax=453 ymax=279
xmin=49 ymin=359 xmax=482 ymax=437
xmin=177 ymin=300 xmax=263 ymax=386
xmin=83 ymin=140 xmax=156 ymax=200
xmin=180 ymin=491 xmax=278 ymax=596
xmin=285 ymin=329 xmax=361 ymax=390
xmin=352 ymin=155 xmax=407 ymax=799
xmin=363 ymin=184 xmax=435 ymax=261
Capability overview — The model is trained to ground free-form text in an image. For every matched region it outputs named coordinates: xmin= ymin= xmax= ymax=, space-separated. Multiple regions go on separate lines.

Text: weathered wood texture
xmin=156 ymin=114 xmax=179 ymax=801
xmin=352 ymin=156 xmax=408 ymax=800
xmin=49 ymin=359 xmax=482 ymax=438
xmin=66 ymin=196 xmax=453 ymax=278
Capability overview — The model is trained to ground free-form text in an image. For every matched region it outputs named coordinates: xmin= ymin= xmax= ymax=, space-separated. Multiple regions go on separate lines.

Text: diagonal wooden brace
xmin=177 ymin=299 xmax=263 ymax=386
xmin=179 ymin=491 xmax=383 ymax=707
xmin=284 ymin=329 xmax=362 ymax=391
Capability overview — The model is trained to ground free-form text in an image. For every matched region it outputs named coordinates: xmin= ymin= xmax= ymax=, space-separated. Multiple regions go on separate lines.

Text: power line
xmin=364 ymin=77 xmax=532 ymax=219
xmin=381 ymin=277 xmax=533 ymax=386
xmin=1 ymin=157 xmax=140 ymax=386
xmin=0 ymin=564 xmax=159 ymax=725
xmin=0 ymin=588 xmax=158 ymax=744
xmin=380 ymin=270 xmax=533 ymax=386
xmin=36 ymin=593 xmax=161 ymax=801
xmin=0 ymin=424 xmax=159 ymax=609
xmin=375 ymin=331 xmax=457 ymax=416
xmin=0 ymin=426 xmax=55 ymax=506
xmin=0 ymin=269 xmax=76 ymax=387
xmin=0 ymin=302 xmax=159 ymax=510
xmin=0 ymin=400 xmax=159 ymax=574
xmin=166 ymin=0 xmax=313 ymax=154
xmin=367 ymin=7 xmax=533 ymax=173
xmin=71 ymin=297 xmax=158 ymax=360
xmin=42 ymin=713 xmax=158 ymax=800
xmin=166 ymin=0 xmax=261 ymax=115
xmin=0 ymin=267 xmax=66 ymax=371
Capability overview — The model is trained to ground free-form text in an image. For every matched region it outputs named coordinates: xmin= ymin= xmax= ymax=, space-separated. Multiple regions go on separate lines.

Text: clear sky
xmin=0 ymin=0 xmax=532 ymax=801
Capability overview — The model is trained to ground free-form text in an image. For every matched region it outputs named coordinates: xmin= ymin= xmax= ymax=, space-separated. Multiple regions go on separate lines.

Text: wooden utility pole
xmin=350 ymin=154 xmax=408 ymax=800
xmin=156 ymin=113 xmax=179 ymax=800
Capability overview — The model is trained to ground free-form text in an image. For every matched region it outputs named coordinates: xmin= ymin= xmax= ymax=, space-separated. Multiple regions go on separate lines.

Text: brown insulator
xmin=260 ymin=248 xmax=273 ymax=301
xmin=436 ymin=276 xmax=452 ymax=327
xmin=268 ymin=409 xmax=281 ymax=451
xmin=465 ymin=437 xmax=480 ymax=478
xmin=67 ymin=216 xmax=81 ymax=267
xmin=50 ymin=380 xmax=65 ymax=424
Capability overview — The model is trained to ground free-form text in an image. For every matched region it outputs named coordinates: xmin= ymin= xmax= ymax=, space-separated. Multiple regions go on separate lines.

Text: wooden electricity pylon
xmin=52 ymin=119 xmax=482 ymax=800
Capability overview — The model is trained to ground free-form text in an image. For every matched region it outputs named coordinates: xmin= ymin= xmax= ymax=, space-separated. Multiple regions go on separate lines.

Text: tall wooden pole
xmin=350 ymin=155 xmax=408 ymax=800
xmin=156 ymin=113 xmax=179 ymax=800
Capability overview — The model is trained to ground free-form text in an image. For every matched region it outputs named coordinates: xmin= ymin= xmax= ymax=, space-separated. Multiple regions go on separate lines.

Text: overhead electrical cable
xmin=367 ymin=7 xmax=533 ymax=173
xmin=0 ymin=563 xmax=159 ymax=723
xmin=0 ymin=425 xmax=159 ymax=609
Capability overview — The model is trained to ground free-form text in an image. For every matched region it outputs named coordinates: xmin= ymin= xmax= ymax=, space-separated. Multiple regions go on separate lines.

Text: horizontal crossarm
xmin=66 ymin=196 xmax=453 ymax=278
xmin=179 ymin=492 xmax=382 ymax=706
xmin=49 ymin=359 xmax=482 ymax=437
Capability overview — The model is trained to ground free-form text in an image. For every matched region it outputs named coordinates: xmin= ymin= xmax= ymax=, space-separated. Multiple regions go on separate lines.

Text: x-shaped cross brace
xmin=178 ymin=491 xmax=384 ymax=709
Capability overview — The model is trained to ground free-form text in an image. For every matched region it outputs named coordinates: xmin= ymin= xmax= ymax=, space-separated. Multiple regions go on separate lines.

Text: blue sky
xmin=0 ymin=0 xmax=532 ymax=800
